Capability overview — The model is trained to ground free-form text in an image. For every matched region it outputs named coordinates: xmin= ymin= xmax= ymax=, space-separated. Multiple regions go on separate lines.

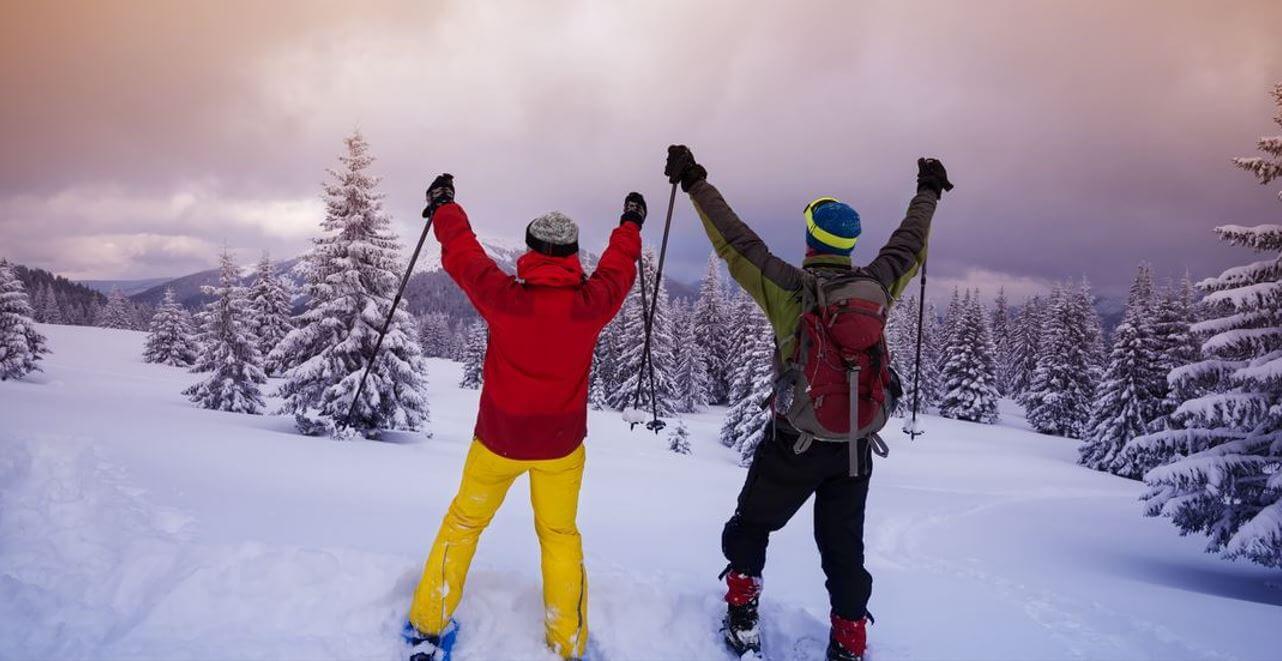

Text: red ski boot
xmin=721 ymin=568 xmax=763 ymax=657
xmin=827 ymin=613 xmax=870 ymax=661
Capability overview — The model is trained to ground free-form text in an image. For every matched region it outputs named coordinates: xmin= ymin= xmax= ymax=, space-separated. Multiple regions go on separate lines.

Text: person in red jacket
xmin=403 ymin=174 xmax=644 ymax=661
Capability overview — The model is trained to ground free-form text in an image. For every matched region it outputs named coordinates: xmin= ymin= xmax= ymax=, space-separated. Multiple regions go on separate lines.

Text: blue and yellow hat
xmin=804 ymin=196 xmax=861 ymax=256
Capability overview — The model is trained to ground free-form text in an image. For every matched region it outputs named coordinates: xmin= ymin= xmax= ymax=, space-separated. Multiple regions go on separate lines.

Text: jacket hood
xmin=516 ymin=250 xmax=585 ymax=287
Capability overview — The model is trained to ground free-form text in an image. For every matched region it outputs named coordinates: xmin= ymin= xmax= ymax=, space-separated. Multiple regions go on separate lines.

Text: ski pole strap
xmin=792 ymin=432 xmax=814 ymax=455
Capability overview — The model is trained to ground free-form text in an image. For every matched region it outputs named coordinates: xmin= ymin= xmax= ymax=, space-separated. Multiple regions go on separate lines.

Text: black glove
xmin=621 ymin=192 xmax=647 ymax=227
xmin=916 ymin=158 xmax=954 ymax=197
xmin=422 ymin=173 xmax=455 ymax=219
xmin=665 ymin=145 xmax=707 ymax=192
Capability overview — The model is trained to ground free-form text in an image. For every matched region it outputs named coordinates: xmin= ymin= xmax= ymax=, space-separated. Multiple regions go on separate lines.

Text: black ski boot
xmin=721 ymin=568 xmax=763 ymax=658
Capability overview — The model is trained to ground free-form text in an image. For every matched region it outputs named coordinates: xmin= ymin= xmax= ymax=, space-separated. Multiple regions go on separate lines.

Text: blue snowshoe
xmin=401 ymin=619 xmax=459 ymax=661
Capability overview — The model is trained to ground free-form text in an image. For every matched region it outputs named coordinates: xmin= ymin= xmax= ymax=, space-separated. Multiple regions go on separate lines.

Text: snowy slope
xmin=1 ymin=325 xmax=1279 ymax=661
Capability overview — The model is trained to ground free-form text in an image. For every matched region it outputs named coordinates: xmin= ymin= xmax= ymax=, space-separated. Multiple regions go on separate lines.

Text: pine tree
xmin=937 ymin=290 xmax=1000 ymax=423
xmin=719 ymin=293 xmax=761 ymax=424
xmin=1232 ymin=82 xmax=1282 ymax=201
xmin=672 ymin=300 xmax=711 ymax=413
xmin=0 ymin=260 xmax=49 ymax=380
xmin=612 ymin=249 xmax=678 ymax=416
xmin=247 ymin=253 xmax=294 ymax=376
xmin=1008 ymin=295 xmax=1046 ymax=395
xmin=666 ymin=420 xmax=692 ymax=455
xmin=40 ymin=284 xmax=64 ymax=325
xmin=458 ymin=319 xmax=487 ymax=390
xmin=1022 ymin=281 xmax=1102 ymax=438
xmin=1080 ymin=263 xmax=1164 ymax=476
xmin=888 ymin=293 xmax=939 ymax=415
xmin=274 ymin=131 xmax=430 ymax=437
xmin=100 ymin=288 xmax=135 ymax=329
xmin=693 ymin=253 xmax=731 ymax=404
xmin=588 ymin=320 xmax=619 ymax=410
xmin=182 ymin=251 xmax=266 ymax=413
xmin=1129 ymin=95 xmax=1282 ymax=566
xmin=723 ymin=305 xmax=775 ymax=463
xmin=84 ymin=299 xmax=102 ymax=327
xmin=937 ymin=287 xmax=963 ymax=372
xmin=417 ymin=313 xmax=453 ymax=359
xmin=143 ymin=287 xmax=199 ymax=367
xmin=990 ymin=288 xmax=1014 ymax=395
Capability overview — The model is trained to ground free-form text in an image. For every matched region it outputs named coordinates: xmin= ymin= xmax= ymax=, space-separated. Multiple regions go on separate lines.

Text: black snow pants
xmin=722 ymin=418 xmax=873 ymax=621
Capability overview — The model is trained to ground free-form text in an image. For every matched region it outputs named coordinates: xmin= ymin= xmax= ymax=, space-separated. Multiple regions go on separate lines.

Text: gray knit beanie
xmin=525 ymin=211 xmax=579 ymax=257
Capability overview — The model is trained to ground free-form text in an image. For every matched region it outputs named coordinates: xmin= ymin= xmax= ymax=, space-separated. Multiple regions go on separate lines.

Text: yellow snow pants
xmin=409 ymin=439 xmax=588 ymax=658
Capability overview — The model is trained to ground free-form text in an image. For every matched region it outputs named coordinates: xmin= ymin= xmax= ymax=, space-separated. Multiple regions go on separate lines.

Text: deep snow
xmin=1 ymin=324 xmax=1279 ymax=661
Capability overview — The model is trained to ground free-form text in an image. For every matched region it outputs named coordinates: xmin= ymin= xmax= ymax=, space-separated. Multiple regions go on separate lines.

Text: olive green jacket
xmin=687 ymin=179 xmax=938 ymax=365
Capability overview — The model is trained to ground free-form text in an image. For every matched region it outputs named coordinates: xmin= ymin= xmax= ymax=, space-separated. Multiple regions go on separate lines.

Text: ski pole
xmin=340 ymin=217 xmax=433 ymax=432
xmin=628 ymin=249 xmax=654 ymax=430
xmin=904 ymin=257 xmax=927 ymax=440
xmin=629 ymin=181 xmax=678 ymax=433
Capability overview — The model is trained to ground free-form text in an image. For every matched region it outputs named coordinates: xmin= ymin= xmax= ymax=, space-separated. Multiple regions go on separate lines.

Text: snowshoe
xmin=826 ymin=613 xmax=869 ymax=661
xmin=721 ymin=569 xmax=763 ymax=658
xmin=401 ymin=619 xmax=459 ymax=661
xmin=722 ymin=601 xmax=762 ymax=659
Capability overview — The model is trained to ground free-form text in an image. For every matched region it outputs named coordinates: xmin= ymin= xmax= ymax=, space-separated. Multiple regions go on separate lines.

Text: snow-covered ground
xmin=2 ymin=324 xmax=1279 ymax=661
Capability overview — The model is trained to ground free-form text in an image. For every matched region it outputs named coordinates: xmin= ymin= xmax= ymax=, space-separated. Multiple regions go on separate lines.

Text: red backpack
xmin=774 ymin=270 xmax=901 ymax=476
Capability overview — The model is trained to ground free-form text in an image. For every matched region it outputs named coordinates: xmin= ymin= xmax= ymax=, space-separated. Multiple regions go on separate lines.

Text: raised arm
xmin=423 ymin=174 xmax=514 ymax=319
xmin=666 ymin=146 xmax=805 ymax=322
xmin=865 ymin=158 xmax=953 ymax=301
xmin=582 ymin=192 xmax=644 ymax=325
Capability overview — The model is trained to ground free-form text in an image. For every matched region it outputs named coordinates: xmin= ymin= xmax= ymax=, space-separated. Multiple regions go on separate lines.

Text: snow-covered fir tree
xmin=143 ymin=287 xmax=199 ymax=367
xmin=417 ymin=312 xmax=453 ymax=359
xmin=1008 ymin=295 xmax=1045 ymax=395
xmin=1022 ymin=280 xmax=1102 ymax=438
xmin=189 ymin=302 xmax=217 ymax=373
xmin=1078 ymin=278 xmax=1108 ymax=376
xmin=588 ymin=320 xmax=619 ymax=410
xmin=458 ymin=319 xmax=487 ymax=390
xmin=83 ymin=298 xmax=101 ymax=327
xmin=723 ymin=303 xmax=769 ymax=461
xmin=47 ymin=287 xmax=64 ymax=324
xmin=247 ymin=253 xmax=294 ymax=376
xmin=273 ymin=131 xmax=430 ymax=437
xmin=1232 ymin=82 xmax=1282 ymax=202
xmin=937 ymin=287 xmax=963 ymax=371
xmin=1080 ymin=263 xmax=1164 ymax=476
xmin=672 ymin=300 xmax=710 ymax=413
xmin=99 ymin=288 xmax=135 ymax=329
xmin=29 ymin=284 xmax=49 ymax=323
xmin=887 ymin=293 xmax=939 ymax=415
xmin=718 ymin=293 xmax=757 ymax=419
xmin=692 ymin=253 xmax=732 ymax=404
xmin=0 ymin=260 xmax=49 ymax=381
xmin=666 ymin=420 xmax=692 ymax=455
xmin=34 ymin=284 xmax=63 ymax=325
xmin=937 ymin=290 xmax=1000 ymax=423
xmin=1143 ymin=273 xmax=1204 ymax=427
xmin=182 ymin=251 xmax=267 ymax=413
xmin=720 ymin=300 xmax=773 ymax=460
xmin=611 ymin=249 xmax=678 ymax=416
xmin=1129 ymin=95 xmax=1282 ymax=566
xmin=990 ymin=288 xmax=1014 ymax=395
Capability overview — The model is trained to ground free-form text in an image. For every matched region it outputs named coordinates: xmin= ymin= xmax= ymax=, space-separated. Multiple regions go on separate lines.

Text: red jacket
xmin=432 ymin=202 xmax=641 ymax=460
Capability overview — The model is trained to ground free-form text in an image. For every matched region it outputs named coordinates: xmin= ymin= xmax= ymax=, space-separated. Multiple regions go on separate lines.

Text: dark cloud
xmin=1 ymin=0 xmax=1279 ymax=295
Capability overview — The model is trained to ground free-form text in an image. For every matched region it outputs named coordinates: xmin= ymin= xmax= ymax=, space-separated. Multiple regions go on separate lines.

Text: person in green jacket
xmin=664 ymin=145 xmax=952 ymax=661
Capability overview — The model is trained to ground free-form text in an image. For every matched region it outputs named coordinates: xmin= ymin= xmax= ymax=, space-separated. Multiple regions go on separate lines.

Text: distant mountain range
xmin=80 ymin=277 xmax=173 ymax=297
xmin=71 ymin=234 xmax=696 ymax=317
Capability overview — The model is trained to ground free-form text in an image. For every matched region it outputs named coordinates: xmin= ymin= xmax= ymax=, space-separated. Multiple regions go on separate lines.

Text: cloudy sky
xmin=2 ymin=0 xmax=1279 ymax=299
